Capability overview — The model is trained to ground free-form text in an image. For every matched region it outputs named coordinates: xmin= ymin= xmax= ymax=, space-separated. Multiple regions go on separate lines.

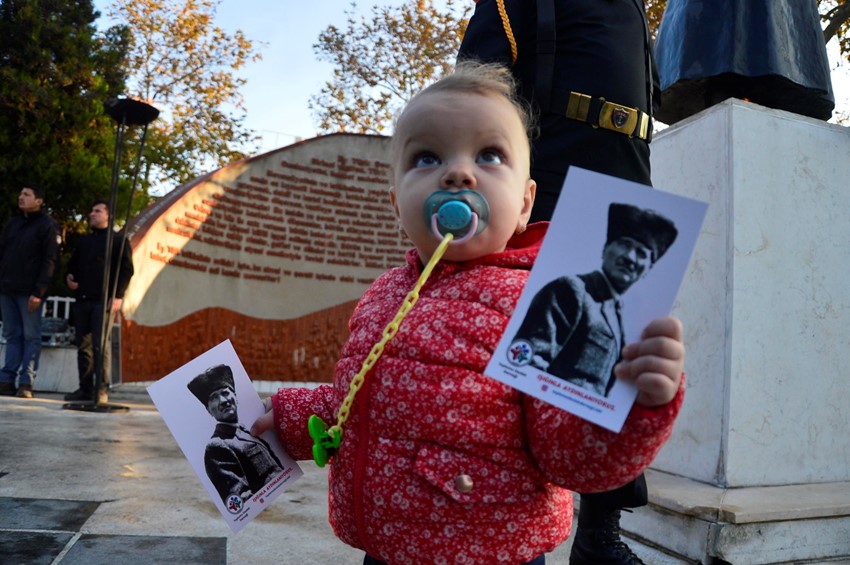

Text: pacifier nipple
xmin=423 ymin=190 xmax=490 ymax=245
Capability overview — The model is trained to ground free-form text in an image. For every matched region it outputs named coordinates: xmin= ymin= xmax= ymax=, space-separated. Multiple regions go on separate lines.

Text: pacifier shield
xmin=423 ymin=189 xmax=490 ymax=239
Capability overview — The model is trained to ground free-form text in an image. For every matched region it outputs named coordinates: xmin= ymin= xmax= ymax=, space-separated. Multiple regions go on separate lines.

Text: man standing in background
xmin=64 ymin=199 xmax=134 ymax=404
xmin=0 ymin=184 xmax=61 ymax=399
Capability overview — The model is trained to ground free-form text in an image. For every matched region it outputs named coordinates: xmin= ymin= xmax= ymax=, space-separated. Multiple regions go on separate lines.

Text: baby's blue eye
xmin=477 ymin=150 xmax=503 ymax=165
xmin=415 ymin=153 xmax=441 ymax=168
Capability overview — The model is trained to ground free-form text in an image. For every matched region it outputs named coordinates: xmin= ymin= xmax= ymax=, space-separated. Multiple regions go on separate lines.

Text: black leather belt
xmin=565 ymin=91 xmax=652 ymax=141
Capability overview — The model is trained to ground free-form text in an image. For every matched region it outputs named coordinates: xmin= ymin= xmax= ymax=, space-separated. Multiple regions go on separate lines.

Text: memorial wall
xmin=122 ymin=133 xmax=405 ymax=382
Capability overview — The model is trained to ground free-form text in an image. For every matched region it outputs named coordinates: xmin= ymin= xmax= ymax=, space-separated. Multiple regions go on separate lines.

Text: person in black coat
xmin=0 ymin=184 xmax=61 ymax=398
xmin=459 ymin=0 xmax=659 ymax=222
xmin=64 ymin=200 xmax=134 ymax=403
xmin=458 ymin=2 xmax=662 ymax=562
xmin=188 ymin=364 xmax=283 ymax=506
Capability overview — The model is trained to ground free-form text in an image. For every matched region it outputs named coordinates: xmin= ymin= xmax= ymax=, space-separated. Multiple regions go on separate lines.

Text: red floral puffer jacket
xmin=272 ymin=223 xmax=684 ymax=565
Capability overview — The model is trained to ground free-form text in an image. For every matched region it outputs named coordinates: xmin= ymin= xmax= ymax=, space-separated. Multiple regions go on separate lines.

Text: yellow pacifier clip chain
xmin=308 ymin=232 xmax=454 ymax=467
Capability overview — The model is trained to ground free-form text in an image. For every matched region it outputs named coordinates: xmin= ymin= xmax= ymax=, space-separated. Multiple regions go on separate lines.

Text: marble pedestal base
xmin=636 ymin=100 xmax=850 ymax=562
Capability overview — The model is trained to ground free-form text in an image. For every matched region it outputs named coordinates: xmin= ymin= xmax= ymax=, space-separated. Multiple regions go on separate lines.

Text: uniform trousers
xmin=73 ymin=299 xmax=111 ymax=393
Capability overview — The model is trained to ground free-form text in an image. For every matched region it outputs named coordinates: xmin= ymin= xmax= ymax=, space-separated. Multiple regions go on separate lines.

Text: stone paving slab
xmin=0 ymin=497 xmax=100 ymax=530
xmin=0 ymin=495 xmax=226 ymax=564
xmin=60 ymin=534 xmax=226 ymax=565
xmin=0 ymin=531 xmax=74 ymax=565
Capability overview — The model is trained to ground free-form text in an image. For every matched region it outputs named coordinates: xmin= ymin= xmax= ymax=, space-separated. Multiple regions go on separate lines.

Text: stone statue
xmin=655 ymin=0 xmax=835 ymax=124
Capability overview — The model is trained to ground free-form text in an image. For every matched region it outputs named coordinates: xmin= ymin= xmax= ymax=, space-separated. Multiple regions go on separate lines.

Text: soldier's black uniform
xmin=459 ymin=0 xmax=660 ymax=221
xmin=459 ymin=2 xmax=660 ymax=562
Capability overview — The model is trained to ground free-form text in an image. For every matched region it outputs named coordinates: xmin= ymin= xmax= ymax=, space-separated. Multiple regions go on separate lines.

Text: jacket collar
xmin=19 ymin=208 xmax=44 ymax=220
xmin=578 ymin=271 xmax=618 ymax=304
xmin=405 ymin=221 xmax=549 ymax=275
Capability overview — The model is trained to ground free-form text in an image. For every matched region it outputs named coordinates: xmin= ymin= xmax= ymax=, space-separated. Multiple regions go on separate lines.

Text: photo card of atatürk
xmin=486 ymin=167 xmax=707 ymax=432
xmin=148 ymin=339 xmax=302 ymax=533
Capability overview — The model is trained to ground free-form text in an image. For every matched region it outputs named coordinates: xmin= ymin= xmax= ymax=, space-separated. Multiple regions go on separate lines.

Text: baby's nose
xmin=441 ymin=162 xmax=476 ymax=188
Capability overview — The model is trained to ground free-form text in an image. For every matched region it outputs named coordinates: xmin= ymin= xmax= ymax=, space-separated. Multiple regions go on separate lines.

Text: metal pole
xmin=95 ymin=115 xmax=124 ymax=404
xmin=64 ymin=98 xmax=158 ymax=414
xmin=101 ymin=122 xmax=151 ymax=397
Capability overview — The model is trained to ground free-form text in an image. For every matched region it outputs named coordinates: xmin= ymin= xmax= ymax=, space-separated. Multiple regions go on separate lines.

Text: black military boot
xmin=569 ymin=505 xmax=644 ymax=565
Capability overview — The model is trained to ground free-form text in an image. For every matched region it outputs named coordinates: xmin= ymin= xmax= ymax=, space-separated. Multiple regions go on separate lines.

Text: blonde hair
xmin=392 ymin=60 xmax=535 ymax=159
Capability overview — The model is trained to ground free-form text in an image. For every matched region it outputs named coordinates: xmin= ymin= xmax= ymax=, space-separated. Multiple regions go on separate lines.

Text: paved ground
xmin=0 ymin=387 xmax=364 ymax=564
xmin=5 ymin=387 xmax=848 ymax=564
xmin=0 ymin=387 xmax=585 ymax=564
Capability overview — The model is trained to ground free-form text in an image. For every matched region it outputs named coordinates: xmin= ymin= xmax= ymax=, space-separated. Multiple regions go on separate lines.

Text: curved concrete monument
xmin=121 ymin=133 xmax=403 ymax=382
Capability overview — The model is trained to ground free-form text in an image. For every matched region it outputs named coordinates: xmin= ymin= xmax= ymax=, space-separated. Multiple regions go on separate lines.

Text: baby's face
xmin=390 ymin=90 xmax=535 ymax=263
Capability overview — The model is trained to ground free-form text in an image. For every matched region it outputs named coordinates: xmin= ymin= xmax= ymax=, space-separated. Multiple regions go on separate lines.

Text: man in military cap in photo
xmin=188 ymin=364 xmax=283 ymax=505
xmin=513 ymin=202 xmax=678 ymax=397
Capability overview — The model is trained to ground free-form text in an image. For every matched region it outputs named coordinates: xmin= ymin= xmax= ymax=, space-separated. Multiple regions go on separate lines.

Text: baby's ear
xmin=518 ymin=178 xmax=537 ymax=228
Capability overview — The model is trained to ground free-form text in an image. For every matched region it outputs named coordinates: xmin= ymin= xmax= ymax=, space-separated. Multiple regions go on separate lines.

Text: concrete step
xmin=621 ymin=470 xmax=850 ymax=564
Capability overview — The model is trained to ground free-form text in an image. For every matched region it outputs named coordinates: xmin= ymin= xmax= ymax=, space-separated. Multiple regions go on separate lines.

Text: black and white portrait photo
xmin=148 ymin=340 xmax=302 ymax=533
xmin=486 ymin=167 xmax=707 ymax=432
xmin=187 ymin=364 xmax=284 ymax=506
xmin=512 ymin=203 xmax=678 ymax=397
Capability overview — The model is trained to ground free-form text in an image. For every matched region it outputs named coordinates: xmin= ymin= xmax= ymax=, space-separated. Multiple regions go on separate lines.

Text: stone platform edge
xmin=645 ymin=468 xmax=850 ymax=524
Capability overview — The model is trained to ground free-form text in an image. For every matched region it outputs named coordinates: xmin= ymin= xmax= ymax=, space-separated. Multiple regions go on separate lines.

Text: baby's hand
xmin=614 ymin=316 xmax=684 ymax=407
xmin=251 ymin=396 xmax=274 ymax=436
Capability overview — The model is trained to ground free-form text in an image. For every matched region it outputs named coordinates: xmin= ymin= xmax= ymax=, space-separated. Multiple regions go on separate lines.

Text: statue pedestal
xmin=625 ymin=99 xmax=850 ymax=563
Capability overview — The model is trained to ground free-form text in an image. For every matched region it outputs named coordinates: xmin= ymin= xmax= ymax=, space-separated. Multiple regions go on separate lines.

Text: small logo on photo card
xmin=507 ymin=340 xmax=533 ymax=366
xmin=226 ymin=495 xmax=243 ymax=514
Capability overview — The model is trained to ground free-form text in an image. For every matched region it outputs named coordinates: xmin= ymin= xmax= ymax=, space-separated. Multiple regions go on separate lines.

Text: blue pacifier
xmin=423 ymin=190 xmax=490 ymax=244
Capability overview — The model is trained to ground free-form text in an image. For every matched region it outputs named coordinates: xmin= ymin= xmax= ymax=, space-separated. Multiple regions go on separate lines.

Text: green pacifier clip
xmin=308 ymin=232 xmax=454 ymax=467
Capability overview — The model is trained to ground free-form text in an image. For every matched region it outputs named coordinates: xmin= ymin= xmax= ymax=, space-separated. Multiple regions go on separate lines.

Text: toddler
xmin=252 ymin=61 xmax=685 ymax=565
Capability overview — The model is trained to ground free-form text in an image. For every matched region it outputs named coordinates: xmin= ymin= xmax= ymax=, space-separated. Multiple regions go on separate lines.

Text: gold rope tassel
xmin=496 ymin=0 xmax=518 ymax=66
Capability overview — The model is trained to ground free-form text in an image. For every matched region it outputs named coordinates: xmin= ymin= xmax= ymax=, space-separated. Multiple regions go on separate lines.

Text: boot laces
xmin=594 ymin=510 xmax=645 ymax=564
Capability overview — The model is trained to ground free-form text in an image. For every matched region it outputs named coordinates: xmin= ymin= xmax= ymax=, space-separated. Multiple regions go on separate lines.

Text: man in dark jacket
xmin=64 ymin=200 xmax=134 ymax=403
xmin=188 ymin=364 xmax=283 ymax=506
xmin=0 ymin=184 xmax=61 ymax=398
xmin=458 ymin=2 xmax=662 ymax=562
